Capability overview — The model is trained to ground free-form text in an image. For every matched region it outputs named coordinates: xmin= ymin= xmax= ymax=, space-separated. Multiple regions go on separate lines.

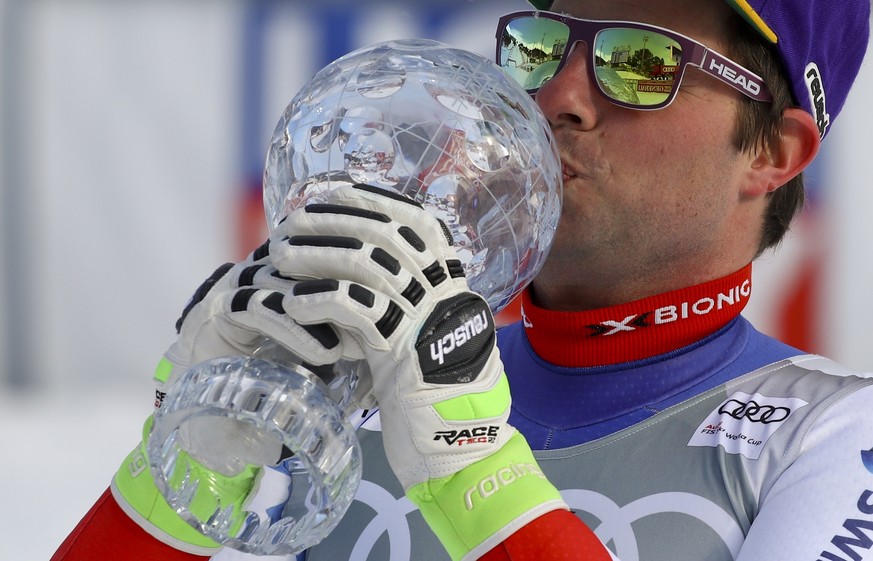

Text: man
xmin=52 ymin=0 xmax=872 ymax=560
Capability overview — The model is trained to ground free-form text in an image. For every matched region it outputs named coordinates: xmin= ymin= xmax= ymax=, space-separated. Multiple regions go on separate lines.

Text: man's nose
xmin=535 ymin=41 xmax=599 ymax=130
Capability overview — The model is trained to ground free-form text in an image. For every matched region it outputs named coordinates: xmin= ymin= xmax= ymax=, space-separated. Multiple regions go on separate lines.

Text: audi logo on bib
xmin=717 ymin=399 xmax=791 ymax=424
xmin=688 ymin=391 xmax=808 ymax=460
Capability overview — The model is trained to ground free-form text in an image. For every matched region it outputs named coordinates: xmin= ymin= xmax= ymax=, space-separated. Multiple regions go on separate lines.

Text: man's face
xmin=534 ymin=0 xmax=763 ymax=305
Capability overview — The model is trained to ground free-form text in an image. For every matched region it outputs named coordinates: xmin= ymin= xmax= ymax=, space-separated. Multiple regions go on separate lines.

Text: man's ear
xmin=743 ymin=107 xmax=821 ymax=197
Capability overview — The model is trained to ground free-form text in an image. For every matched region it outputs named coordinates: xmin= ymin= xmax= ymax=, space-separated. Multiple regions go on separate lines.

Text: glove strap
xmin=407 ymin=432 xmax=567 ymax=561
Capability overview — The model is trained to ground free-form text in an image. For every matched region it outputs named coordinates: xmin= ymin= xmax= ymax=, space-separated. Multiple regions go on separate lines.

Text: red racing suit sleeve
xmin=50 ymin=487 xmax=208 ymax=561
xmin=481 ymin=509 xmax=614 ymax=561
xmin=53 ymin=490 xmax=608 ymax=561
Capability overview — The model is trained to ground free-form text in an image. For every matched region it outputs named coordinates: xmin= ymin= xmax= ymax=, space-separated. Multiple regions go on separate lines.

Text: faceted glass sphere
xmin=263 ymin=38 xmax=562 ymax=312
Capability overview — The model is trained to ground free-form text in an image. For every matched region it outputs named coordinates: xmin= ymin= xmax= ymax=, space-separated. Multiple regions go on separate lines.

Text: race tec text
xmin=434 ymin=425 xmax=500 ymax=446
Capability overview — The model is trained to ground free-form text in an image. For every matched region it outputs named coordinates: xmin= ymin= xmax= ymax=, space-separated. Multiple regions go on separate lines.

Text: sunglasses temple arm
xmin=696 ymin=48 xmax=773 ymax=102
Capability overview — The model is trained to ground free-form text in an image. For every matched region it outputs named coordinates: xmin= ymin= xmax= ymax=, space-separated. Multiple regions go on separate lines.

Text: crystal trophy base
xmin=148 ymin=356 xmax=362 ymax=555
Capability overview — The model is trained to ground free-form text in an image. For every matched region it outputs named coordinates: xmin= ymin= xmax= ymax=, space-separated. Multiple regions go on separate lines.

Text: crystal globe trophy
xmin=149 ymin=38 xmax=561 ymax=556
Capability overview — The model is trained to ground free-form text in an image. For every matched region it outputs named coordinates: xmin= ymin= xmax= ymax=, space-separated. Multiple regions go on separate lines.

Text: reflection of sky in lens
xmin=594 ymin=29 xmax=681 ymax=63
xmin=506 ymin=17 xmax=568 ymax=52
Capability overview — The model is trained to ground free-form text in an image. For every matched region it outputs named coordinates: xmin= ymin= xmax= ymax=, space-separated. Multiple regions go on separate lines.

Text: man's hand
xmin=270 ymin=184 xmax=567 ymax=561
xmin=112 ymin=243 xmax=354 ymax=555
xmin=163 ymin=243 xmax=354 ymax=391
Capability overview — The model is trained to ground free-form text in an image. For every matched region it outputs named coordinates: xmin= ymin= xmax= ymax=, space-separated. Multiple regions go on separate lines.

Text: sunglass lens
xmin=593 ymin=28 xmax=683 ymax=107
xmin=499 ymin=17 xmax=570 ymax=92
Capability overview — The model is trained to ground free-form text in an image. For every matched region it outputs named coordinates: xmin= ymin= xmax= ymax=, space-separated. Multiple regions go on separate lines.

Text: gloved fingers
xmin=229 ymin=261 xmax=301 ymax=293
xmin=283 ymin=277 xmax=500 ymax=388
xmin=272 ymin=200 xmax=440 ymax=285
xmin=328 ymin=184 xmax=460 ymax=263
xmin=281 ymin=278 xmax=405 ymax=354
xmin=270 ymin=232 xmax=432 ymax=316
xmin=327 ymin=184 xmax=470 ymax=294
xmin=270 ymin=186 xmax=467 ymax=311
xmin=241 ymin=239 xmax=272 ymax=265
xmin=175 ymin=242 xmax=279 ymax=335
xmin=189 ymin=287 xmax=347 ymax=367
xmin=175 ymin=262 xmax=236 ymax=333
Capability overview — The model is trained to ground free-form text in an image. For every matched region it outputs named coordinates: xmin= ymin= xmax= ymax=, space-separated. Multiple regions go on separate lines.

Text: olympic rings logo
xmin=718 ymin=399 xmax=791 ymax=424
xmin=330 ymin=483 xmax=744 ymax=561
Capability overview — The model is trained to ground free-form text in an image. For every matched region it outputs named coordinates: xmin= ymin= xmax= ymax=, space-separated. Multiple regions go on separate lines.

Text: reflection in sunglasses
xmin=595 ymin=28 xmax=682 ymax=105
xmin=501 ymin=22 xmax=685 ymax=107
xmin=498 ymin=12 xmax=772 ymax=109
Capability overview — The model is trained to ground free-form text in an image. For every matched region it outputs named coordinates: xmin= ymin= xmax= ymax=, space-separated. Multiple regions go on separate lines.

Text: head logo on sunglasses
xmin=496 ymin=11 xmax=773 ymax=110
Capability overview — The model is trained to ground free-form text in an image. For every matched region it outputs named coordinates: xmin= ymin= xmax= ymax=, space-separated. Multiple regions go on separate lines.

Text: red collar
xmin=520 ymin=265 xmax=752 ymax=367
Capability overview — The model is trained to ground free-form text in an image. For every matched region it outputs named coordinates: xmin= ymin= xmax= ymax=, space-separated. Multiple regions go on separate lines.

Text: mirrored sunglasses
xmin=496 ymin=11 xmax=773 ymax=110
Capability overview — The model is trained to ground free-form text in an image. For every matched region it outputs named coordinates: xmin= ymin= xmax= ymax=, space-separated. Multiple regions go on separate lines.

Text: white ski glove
xmin=162 ymin=243 xmax=354 ymax=391
xmin=269 ymin=184 xmax=567 ymax=561
xmin=112 ymin=243 xmax=357 ymax=555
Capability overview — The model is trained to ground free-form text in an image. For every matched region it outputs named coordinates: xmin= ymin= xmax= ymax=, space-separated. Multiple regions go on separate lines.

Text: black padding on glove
xmin=397 ymin=226 xmax=426 ymax=252
xmin=348 ymin=283 xmax=376 ymax=308
xmin=422 ymin=261 xmax=448 ymax=287
xmin=288 ymin=235 xmax=364 ymax=250
xmin=353 ymin=183 xmax=422 ymax=208
xmin=230 ymin=288 xmax=260 ymax=312
xmin=300 ymin=323 xmax=341 ymax=350
xmin=375 ymin=301 xmax=404 ymax=338
xmin=446 ymin=259 xmax=465 ymax=279
xmin=348 ymin=184 xmax=454 ymax=247
xmin=436 ymin=218 xmax=454 ymax=247
xmin=415 ymin=293 xmax=494 ymax=384
xmin=261 ymin=292 xmax=286 ymax=314
xmin=400 ymin=278 xmax=425 ymax=306
xmin=370 ymin=247 xmax=401 ymax=275
xmin=229 ymin=286 xmax=341 ymax=350
xmin=175 ymin=262 xmax=235 ymax=333
xmin=239 ymin=264 xmax=267 ymax=287
xmin=252 ymin=239 xmax=271 ymax=261
xmin=306 ymin=203 xmax=391 ymax=223
xmin=293 ymin=279 xmax=340 ymax=296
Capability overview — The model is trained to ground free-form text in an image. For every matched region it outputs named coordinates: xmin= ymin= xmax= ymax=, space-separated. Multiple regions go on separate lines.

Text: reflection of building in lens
xmin=610 ymin=44 xmax=631 ymax=65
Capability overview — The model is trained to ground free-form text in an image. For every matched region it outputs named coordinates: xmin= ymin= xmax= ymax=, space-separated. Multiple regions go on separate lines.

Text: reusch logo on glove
xmin=429 ymin=309 xmax=489 ymax=365
xmin=416 ymin=293 xmax=495 ymax=384
xmin=434 ymin=425 xmax=500 ymax=446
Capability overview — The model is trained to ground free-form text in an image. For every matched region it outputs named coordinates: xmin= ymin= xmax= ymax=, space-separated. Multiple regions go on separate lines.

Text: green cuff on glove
xmin=407 ymin=432 xmax=566 ymax=561
xmin=111 ymin=416 xmax=261 ymax=555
